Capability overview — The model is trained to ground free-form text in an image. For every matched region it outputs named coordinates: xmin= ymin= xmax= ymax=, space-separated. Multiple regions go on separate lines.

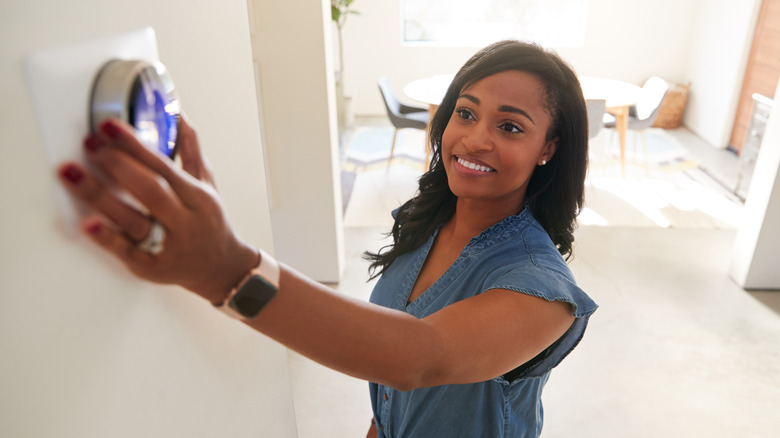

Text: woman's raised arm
xmin=57 ymin=118 xmax=574 ymax=391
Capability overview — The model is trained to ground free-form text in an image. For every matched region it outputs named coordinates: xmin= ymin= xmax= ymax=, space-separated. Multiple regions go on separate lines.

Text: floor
xmin=288 ymin=118 xmax=780 ymax=437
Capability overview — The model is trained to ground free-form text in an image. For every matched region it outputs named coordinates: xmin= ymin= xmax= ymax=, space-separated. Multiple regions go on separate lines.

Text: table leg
xmin=609 ymin=105 xmax=629 ymax=178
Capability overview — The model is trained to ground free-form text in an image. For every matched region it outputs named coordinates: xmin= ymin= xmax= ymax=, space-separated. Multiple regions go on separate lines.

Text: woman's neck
xmin=443 ymin=197 xmax=524 ymax=242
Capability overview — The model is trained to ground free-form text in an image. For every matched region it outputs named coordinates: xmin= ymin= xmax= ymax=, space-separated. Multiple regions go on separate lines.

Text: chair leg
xmin=387 ymin=128 xmax=399 ymax=168
xmin=642 ymin=130 xmax=648 ymax=167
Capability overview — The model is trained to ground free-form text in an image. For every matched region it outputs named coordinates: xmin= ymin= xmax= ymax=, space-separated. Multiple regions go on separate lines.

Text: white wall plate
xmin=25 ymin=27 xmax=160 ymax=235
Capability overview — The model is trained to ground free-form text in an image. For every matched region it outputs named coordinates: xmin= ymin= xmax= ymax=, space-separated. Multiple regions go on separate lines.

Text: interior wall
xmin=684 ymin=0 xmax=762 ymax=148
xmin=0 ymin=1 xmax=297 ymax=437
xmin=340 ymin=0 xmax=700 ymax=117
xmin=249 ymin=0 xmax=345 ymax=283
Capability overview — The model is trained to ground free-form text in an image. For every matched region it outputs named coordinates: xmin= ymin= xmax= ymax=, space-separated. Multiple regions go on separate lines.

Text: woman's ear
xmin=540 ymin=137 xmax=559 ymax=164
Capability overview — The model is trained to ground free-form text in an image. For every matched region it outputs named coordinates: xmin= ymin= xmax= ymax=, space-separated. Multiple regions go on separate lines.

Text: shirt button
xmin=383 ymin=393 xmax=388 ymax=401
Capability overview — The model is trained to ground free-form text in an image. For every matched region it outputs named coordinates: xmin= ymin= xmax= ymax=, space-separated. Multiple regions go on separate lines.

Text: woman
xmin=58 ymin=40 xmax=597 ymax=437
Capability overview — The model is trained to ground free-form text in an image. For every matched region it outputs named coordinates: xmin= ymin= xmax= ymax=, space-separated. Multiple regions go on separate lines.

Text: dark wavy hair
xmin=365 ymin=40 xmax=588 ymax=279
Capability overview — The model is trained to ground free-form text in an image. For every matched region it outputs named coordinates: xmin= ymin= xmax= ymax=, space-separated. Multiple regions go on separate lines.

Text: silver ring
xmin=137 ymin=220 xmax=166 ymax=254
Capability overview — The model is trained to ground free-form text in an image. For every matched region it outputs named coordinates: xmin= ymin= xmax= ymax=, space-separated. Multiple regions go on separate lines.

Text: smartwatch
xmin=216 ymin=249 xmax=280 ymax=320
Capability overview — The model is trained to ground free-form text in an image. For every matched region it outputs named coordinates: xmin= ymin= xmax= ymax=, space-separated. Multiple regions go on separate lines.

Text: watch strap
xmin=254 ymin=248 xmax=280 ymax=288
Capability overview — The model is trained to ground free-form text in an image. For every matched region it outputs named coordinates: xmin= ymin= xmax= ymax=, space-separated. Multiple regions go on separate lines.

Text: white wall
xmin=341 ymin=0 xmax=700 ymax=117
xmin=0 ymin=1 xmax=297 ymax=437
xmin=685 ymin=0 xmax=761 ymax=148
xmin=249 ymin=0 xmax=345 ymax=283
xmin=339 ymin=0 xmax=765 ymax=152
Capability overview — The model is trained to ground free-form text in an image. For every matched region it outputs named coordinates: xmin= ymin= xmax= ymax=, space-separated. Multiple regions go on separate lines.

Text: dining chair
xmin=586 ymin=99 xmax=608 ymax=139
xmin=605 ymin=76 xmax=670 ymax=164
xmin=585 ymin=99 xmax=617 ymax=164
xmin=377 ymin=77 xmax=429 ymax=167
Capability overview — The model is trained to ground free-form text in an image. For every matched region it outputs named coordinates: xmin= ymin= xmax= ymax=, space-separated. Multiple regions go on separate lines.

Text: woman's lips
xmin=455 ymin=156 xmax=495 ymax=173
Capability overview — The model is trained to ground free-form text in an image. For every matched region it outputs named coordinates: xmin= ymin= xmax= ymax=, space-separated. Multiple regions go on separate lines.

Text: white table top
xmin=403 ymin=74 xmax=641 ymax=109
xmin=579 ymin=76 xmax=641 ymax=109
xmin=403 ymin=74 xmax=454 ymax=106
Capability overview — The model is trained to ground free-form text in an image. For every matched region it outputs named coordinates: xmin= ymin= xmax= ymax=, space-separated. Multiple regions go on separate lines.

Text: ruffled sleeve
xmin=485 ymin=263 xmax=598 ymax=381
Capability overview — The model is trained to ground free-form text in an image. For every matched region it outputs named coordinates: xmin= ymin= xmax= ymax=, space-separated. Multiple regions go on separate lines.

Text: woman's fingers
xmin=84 ymin=134 xmax=183 ymax=226
xmin=96 ymin=119 xmax=210 ymax=207
xmin=57 ymin=116 xmax=256 ymax=301
xmin=81 ymin=216 xmax=157 ymax=272
xmin=177 ymin=116 xmax=217 ymax=187
xmin=58 ymin=162 xmax=156 ymax=242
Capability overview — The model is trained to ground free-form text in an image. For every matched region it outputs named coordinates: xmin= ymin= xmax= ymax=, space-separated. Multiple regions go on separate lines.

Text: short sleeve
xmin=486 ymin=266 xmax=598 ymax=381
xmin=486 ymin=265 xmax=597 ymax=318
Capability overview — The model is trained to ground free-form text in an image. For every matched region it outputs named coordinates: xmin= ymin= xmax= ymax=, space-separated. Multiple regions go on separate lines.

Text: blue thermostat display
xmin=90 ymin=59 xmax=181 ymax=158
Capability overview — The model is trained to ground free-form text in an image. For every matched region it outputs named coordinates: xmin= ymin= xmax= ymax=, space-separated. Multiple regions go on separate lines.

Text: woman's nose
xmin=462 ymin=122 xmax=494 ymax=152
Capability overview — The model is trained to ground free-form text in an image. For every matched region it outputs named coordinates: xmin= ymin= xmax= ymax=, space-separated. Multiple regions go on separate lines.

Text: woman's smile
xmin=454 ymin=155 xmax=496 ymax=173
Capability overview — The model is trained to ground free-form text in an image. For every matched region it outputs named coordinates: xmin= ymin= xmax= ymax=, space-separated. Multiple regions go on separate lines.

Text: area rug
xmin=596 ymin=128 xmax=700 ymax=170
xmin=342 ymin=127 xmax=427 ymax=169
xmin=584 ymin=128 xmax=742 ymax=229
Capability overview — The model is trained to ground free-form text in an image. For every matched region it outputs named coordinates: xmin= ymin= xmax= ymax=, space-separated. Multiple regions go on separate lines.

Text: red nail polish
xmin=101 ymin=120 xmax=121 ymax=139
xmin=60 ymin=165 xmax=83 ymax=184
xmin=85 ymin=221 xmax=101 ymax=235
xmin=84 ymin=135 xmax=104 ymax=153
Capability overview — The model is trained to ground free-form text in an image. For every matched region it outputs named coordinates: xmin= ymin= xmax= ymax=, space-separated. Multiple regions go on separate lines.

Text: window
xmin=402 ymin=0 xmax=589 ymax=47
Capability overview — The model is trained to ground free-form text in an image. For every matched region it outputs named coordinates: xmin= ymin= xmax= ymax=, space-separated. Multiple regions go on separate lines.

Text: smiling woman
xmin=361 ymin=41 xmax=595 ymax=436
xmin=58 ymin=40 xmax=596 ymax=438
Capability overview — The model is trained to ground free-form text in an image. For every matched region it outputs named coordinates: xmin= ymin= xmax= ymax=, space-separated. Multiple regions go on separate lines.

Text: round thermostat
xmin=90 ymin=59 xmax=181 ymax=158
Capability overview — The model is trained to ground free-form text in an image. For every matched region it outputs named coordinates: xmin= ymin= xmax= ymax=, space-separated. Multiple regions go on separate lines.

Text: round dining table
xmin=404 ymin=74 xmax=642 ymax=177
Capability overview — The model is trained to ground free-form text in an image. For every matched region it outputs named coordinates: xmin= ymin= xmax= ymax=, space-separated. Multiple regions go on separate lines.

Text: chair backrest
xmin=585 ymin=99 xmax=607 ymax=139
xmin=636 ymin=76 xmax=669 ymax=121
xmin=377 ymin=77 xmax=402 ymax=117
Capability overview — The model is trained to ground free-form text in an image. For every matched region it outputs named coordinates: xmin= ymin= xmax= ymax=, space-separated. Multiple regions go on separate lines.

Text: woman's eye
xmin=456 ymin=108 xmax=475 ymax=120
xmin=499 ymin=122 xmax=523 ymax=133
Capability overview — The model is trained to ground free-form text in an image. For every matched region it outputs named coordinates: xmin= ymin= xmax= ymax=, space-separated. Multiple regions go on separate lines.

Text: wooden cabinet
xmin=729 ymin=0 xmax=780 ymax=153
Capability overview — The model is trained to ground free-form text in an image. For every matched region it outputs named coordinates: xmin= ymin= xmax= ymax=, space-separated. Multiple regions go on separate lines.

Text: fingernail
xmin=101 ymin=120 xmax=121 ymax=139
xmin=60 ymin=165 xmax=84 ymax=184
xmin=84 ymin=135 xmax=104 ymax=153
xmin=85 ymin=221 xmax=102 ymax=235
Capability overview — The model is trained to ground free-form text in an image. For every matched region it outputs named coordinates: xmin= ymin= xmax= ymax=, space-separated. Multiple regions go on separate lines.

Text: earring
xmin=540 ymin=160 xmax=547 ymax=166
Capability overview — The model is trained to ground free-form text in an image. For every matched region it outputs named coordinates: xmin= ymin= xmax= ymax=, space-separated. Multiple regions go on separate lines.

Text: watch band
xmin=216 ymin=248 xmax=280 ymax=320
xmin=253 ymin=248 xmax=280 ymax=289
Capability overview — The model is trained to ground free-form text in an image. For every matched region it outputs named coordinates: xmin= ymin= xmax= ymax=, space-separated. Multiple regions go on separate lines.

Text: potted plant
xmin=331 ymin=0 xmax=358 ymax=77
xmin=331 ymin=0 xmax=359 ymax=129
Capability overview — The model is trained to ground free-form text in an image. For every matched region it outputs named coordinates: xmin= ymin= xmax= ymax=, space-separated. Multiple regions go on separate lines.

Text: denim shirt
xmin=368 ymin=208 xmax=598 ymax=437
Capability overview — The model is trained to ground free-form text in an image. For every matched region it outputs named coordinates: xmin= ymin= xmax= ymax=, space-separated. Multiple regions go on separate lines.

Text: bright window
xmin=402 ymin=0 xmax=589 ymax=47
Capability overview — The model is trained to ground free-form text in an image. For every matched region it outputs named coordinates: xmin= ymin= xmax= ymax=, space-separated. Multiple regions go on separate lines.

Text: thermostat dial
xmin=90 ymin=59 xmax=180 ymax=158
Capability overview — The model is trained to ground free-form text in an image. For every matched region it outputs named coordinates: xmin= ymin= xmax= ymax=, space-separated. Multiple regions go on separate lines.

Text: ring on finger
xmin=137 ymin=220 xmax=166 ymax=254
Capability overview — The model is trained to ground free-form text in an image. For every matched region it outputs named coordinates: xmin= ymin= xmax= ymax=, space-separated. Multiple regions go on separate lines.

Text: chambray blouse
xmin=368 ymin=208 xmax=598 ymax=438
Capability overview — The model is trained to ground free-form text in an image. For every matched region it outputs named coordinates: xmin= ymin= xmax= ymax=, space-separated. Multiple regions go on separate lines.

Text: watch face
xmin=229 ymin=275 xmax=278 ymax=319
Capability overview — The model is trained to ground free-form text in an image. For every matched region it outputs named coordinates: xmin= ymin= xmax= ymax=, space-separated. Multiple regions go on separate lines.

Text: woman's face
xmin=441 ymin=70 xmax=558 ymax=212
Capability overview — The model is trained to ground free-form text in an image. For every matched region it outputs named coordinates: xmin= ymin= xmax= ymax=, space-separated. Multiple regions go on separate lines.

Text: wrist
xmin=200 ymin=241 xmax=261 ymax=306
xmin=214 ymin=248 xmax=280 ymax=320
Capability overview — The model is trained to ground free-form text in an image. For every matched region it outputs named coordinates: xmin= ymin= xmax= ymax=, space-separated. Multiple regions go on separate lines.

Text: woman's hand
xmin=57 ymin=117 xmax=259 ymax=305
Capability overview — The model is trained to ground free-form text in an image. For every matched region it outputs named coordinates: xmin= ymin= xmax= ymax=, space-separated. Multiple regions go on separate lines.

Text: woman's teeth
xmin=457 ymin=157 xmax=495 ymax=172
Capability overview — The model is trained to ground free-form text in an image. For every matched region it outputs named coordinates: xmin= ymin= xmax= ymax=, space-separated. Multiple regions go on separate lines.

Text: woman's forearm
xmin=241 ymin=263 xmax=442 ymax=391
